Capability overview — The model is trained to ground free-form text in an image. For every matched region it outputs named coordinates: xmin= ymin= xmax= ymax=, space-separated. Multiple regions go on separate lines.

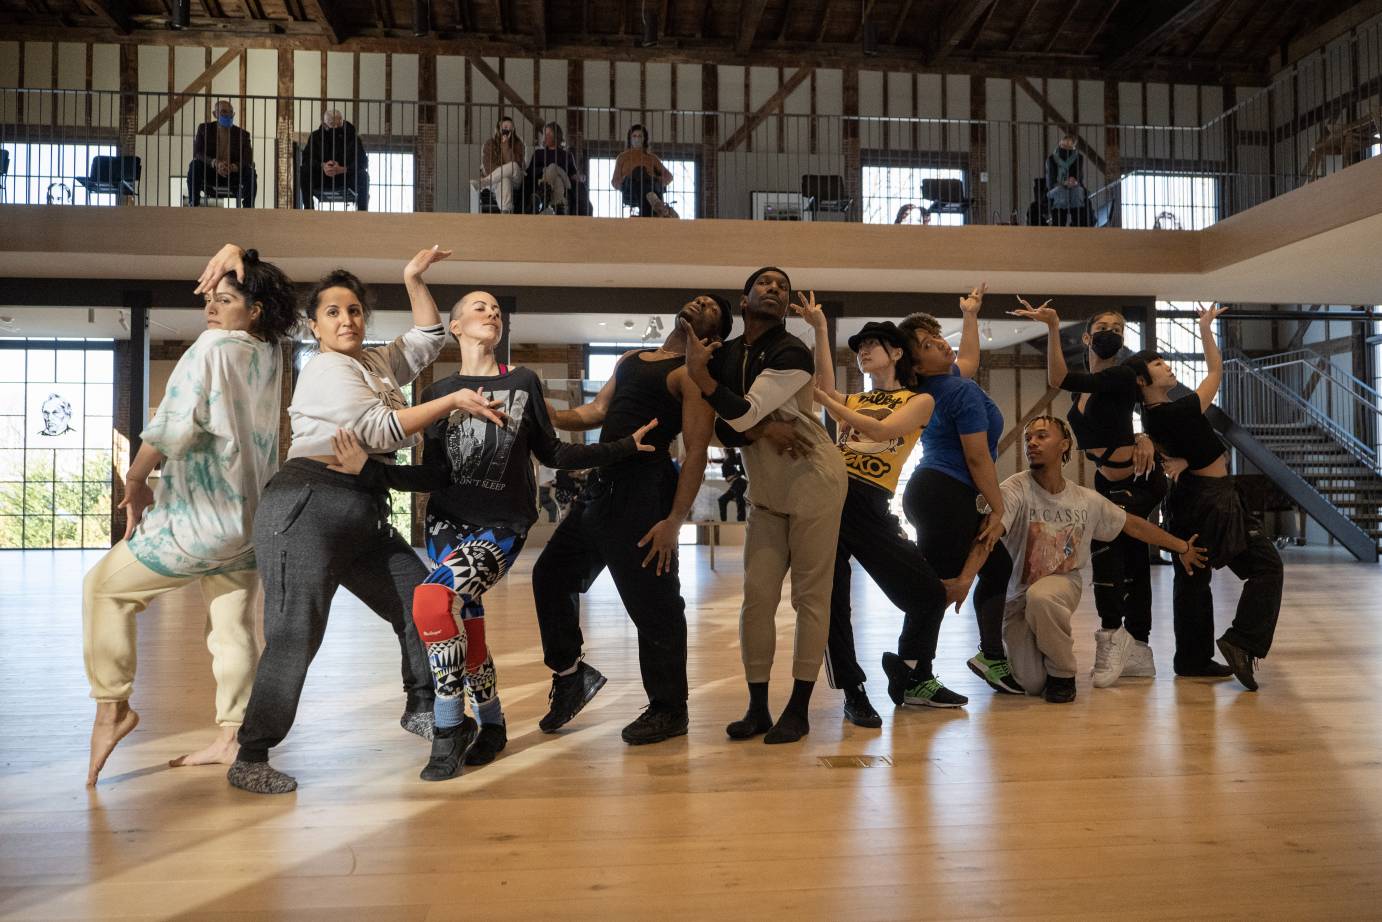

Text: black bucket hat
xmin=847 ymin=321 xmax=907 ymax=353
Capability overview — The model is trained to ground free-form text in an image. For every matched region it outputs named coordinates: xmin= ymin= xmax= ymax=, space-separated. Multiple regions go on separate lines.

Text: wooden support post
xmin=415 ymin=55 xmax=437 ymax=212
xmin=1103 ymin=79 xmax=1122 ymax=187
xmin=969 ymin=76 xmax=988 ymax=224
xmin=843 ymin=64 xmax=860 ymax=222
xmin=118 ymin=45 xmax=137 ymax=161
xmin=275 ymin=50 xmax=294 ymax=209
xmin=701 ymin=64 xmax=719 ymax=218
xmin=138 ymin=48 xmax=243 ymax=135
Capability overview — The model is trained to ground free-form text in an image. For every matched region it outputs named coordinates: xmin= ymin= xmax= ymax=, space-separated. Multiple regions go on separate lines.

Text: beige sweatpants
xmin=82 ymin=541 xmax=261 ymax=726
xmin=1003 ymin=573 xmax=1083 ymax=695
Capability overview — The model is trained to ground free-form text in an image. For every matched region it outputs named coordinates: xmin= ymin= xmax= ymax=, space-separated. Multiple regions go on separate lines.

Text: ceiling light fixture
xmin=171 ymin=0 xmax=190 ymax=30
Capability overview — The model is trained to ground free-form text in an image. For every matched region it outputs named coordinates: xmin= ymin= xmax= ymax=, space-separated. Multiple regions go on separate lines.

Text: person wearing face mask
xmin=83 ymin=246 xmax=298 ymax=787
xmin=611 ymin=123 xmax=676 ymax=218
xmin=323 ymin=294 xmax=657 ymax=779
xmin=474 ymin=115 xmax=526 ymax=214
xmin=1012 ymin=303 xmax=1194 ymax=688
xmin=302 ymin=109 xmax=370 ymax=210
xmin=188 ymin=100 xmax=256 ymax=208
xmin=1045 ymin=134 xmax=1088 ymax=227
xmin=192 ymin=245 xmax=506 ymax=794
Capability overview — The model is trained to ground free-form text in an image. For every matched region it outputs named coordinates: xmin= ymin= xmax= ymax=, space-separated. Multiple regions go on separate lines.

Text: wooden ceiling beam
xmin=852 ymin=0 xmax=877 ymax=43
xmin=736 ymin=0 xmax=769 ymax=53
xmin=1042 ymin=0 xmax=1080 ymax=53
xmin=813 ymin=0 xmax=834 ymax=43
xmin=138 ymin=47 xmax=242 ymax=135
xmin=1007 ymin=0 xmax=1043 ymax=53
xmin=76 ymin=0 xmax=133 ymax=33
xmin=887 ymin=0 xmax=914 ymax=46
xmin=1103 ymin=0 xmax=1221 ymax=71
xmin=775 ymin=0 xmax=794 ymax=42
xmin=1078 ymin=0 xmax=1119 ymax=55
xmin=466 ymin=51 xmax=541 ymax=126
xmin=718 ymin=65 xmax=811 ymax=151
xmin=299 ymin=0 xmax=347 ymax=43
xmin=533 ymin=0 xmax=545 ymax=49
xmin=931 ymin=0 xmax=998 ymax=64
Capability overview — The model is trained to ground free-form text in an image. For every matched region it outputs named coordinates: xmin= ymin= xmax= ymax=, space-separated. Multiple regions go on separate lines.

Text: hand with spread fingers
xmin=1008 ymin=295 xmax=1058 ymax=327
xmin=194 ymin=244 xmax=247 ymax=296
xmin=789 ymin=290 xmax=827 ymax=330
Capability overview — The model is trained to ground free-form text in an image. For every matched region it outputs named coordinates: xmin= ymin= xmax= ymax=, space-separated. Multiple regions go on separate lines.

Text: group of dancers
xmin=82 ymin=245 xmax=1284 ymax=794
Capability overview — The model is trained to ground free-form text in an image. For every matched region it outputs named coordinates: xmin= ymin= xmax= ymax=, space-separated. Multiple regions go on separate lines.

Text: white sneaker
xmin=646 ymin=191 xmax=678 ymax=219
xmin=1092 ymin=625 xmax=1135 ymax=688
xmin=1122 ymin=640 xmax=1156 ymax=678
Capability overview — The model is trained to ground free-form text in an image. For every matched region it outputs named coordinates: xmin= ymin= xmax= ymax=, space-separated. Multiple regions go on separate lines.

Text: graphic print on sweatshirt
xmin=1019 ymin=506 xmax=1087 ymax=586
xmin=445 ymin=388 xmax=530 ymax=491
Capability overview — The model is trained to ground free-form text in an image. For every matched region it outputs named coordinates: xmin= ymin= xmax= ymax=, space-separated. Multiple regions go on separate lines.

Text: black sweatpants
xmin=1166 ymin=474 xmax=1283 ymax=664
xmin=825 ymin=479 xmax=946 ymax=690
xmin=1090 ymin=468 xmax=1168 ymax=641
xmin=237 ymin=460 xmax=433 ymax=763
xmin=531 ymin=462 xmax=688 ymax=708
xmin=902 ymin=467 xmax=1011 ymax=661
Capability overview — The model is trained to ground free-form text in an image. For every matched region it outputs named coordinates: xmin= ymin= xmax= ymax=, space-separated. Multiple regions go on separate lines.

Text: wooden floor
xmin=2 ymin=545 xmax=1381 ymax=921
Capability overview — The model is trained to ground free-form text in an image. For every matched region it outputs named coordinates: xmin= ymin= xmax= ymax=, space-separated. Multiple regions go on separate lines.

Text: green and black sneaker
xmin=903 ymin=676 xmax=968 ymax=708
xmin=967 ymin=652 xmax=1026 ymax=695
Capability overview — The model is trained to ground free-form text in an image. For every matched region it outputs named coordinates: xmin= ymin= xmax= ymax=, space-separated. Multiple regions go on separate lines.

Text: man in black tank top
xmin=532 ymin=295 xmax=731 ymax=744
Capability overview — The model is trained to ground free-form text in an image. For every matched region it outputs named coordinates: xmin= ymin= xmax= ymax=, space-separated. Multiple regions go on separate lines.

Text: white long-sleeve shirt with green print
xmin=126 ymin=329 xmax=283 ymax=577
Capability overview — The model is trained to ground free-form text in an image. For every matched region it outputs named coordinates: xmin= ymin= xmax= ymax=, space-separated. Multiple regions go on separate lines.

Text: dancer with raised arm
xmin=214 ymin=245 xmax=506 ymax=794
xmin=790 ymin=294 xmax=954 ymax=724
xmin=1010 ymin=299 xmax=1202 ymax=685
xmin=84 ymin=248 xmax=297 ymax=786
xmin=326 ymin=288 xmax=659 ymax=778
xmin=1123 ymin=305 xmax=1284 ymax=691
xmin=685 ymin=269 xmax=848 ymax=744
xmin=945 ymin=416 xmax=1207 ymax=702
xmin=532 ymin=294 xmax=726 ymax=745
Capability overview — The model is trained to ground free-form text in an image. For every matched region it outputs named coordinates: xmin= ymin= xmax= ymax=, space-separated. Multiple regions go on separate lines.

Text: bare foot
xmin=169 ymin=725 xmax=239 ymax=768
xmin=87 ymin=701 xmax=140 ymax=787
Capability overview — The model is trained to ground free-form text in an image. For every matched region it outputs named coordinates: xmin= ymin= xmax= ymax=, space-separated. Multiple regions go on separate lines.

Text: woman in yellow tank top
xmin=791 ymin=295 xmax=961 ymax=727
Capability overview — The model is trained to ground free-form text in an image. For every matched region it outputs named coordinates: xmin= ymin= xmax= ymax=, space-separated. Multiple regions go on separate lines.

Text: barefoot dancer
xmin=221 ymin=246 xmax=505 ymax=795
xmin=793 ymin=296 xmax=954 ymax=724
xmin=685 ymin=268 xmax=848 ymax=745
xmin=83 ymin=248 xmax=298 ymax=785
xmin=1124 ymin=305 xmax=1284 ymax=691
xmin=327 ymin=290 xmax=659 ymax=780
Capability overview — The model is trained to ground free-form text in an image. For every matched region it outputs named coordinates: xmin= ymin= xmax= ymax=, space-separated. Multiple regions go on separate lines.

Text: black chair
xmin=801 ymin=174 xmax=852 ymax=217
xmin=77 ymin=155 xmax=141 ymax=199
xmin=476 ymin=188 xmax=502 ymax=214
xmin=0 ymin=149 xmax=9 ymax=202
xmin=920 ymin=178 xmax=970 ymax=219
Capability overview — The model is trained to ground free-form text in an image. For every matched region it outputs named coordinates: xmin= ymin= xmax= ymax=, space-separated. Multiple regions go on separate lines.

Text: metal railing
xmin=1 ymin=20 xmax=1379 ymax=223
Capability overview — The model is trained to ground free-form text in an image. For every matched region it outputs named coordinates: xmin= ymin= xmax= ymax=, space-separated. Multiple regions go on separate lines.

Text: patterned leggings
xmin=420 ymin=516 xmax=525 ymax=724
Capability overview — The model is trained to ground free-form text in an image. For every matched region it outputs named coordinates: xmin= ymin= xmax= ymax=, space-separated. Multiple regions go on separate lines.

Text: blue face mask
xmin=217 ymin=114 xmax=234 ymax=128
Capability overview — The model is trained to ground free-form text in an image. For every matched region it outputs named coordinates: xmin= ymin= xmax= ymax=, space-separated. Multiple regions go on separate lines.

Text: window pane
xmin=85 ymin=417 xmax=113 ymax=450
xmin=55 ymin=350 xmax=86 ymax=382
xmin=587 ymin=156 xmax=697 ymax=220
xmin=86 ymin=383 xmax=113 ymax=415
xmin=84 ymin=479 xmax=112 ymax=514
xmin=0 ymin=142 xmax=119 ymax=206
xmin=0 ymin=516 xmax=21 ymax=548
xmin=0 ymin=482 xmax=21 ymax=517
xmin=0 ymin=351 xmax=24 ymax=382
xmin=25 ymin=449 xmax=54 ymax=479
xmin=83 ymin=516 xmax=111 ymax=547
xmin=54 ymin=515 xmax=82 ymax=547
xmin=23 ymin=518 xmax=53 ymax=548
xmin=54 ymin=449 xmax=85 ymax=480
xmin=0 ymin=449 xmax=21 ymax=480
xmin=86 ymin=350 xmax=114 ymax=383
xmin=27 ymin=349 xmax=55 ymax=382
xmin=862 ymin=165 xmax=967 ymax=226
xmin=25 ymin=483 xmax=54 ymax=515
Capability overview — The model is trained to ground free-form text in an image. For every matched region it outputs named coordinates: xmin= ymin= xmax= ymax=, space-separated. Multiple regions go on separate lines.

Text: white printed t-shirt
xmin=127 ymin=329 xmax=282 ymax=576
xmin=997 ymin=470 xmax=1127 ymax=602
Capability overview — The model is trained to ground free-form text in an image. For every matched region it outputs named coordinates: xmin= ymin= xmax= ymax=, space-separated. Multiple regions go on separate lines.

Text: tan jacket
xmin=482 ymin=136 xmax=526 ymax=175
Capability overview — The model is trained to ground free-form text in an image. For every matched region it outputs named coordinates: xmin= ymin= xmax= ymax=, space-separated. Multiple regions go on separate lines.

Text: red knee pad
xmin=463 ymin=618 xmax=488 ymax=670
xmin=412 ymin=584 xmax=459 ymax=644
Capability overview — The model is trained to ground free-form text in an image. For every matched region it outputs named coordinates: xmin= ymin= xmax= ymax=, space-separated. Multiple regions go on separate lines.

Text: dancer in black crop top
xmin=1015 ymin=300 xmax=1169 ymax=689
xmin=531 ymin=294 xmax=730 ymax=746
xmin=1125 ymin=304 xmax=1284 ymax=692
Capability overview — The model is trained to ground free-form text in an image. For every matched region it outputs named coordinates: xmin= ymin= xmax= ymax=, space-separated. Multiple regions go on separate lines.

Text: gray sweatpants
xmin=1003 ymin=573 xmax=1083 ymax=695
xmin=236 ymin=459 xmax=433 ymax=763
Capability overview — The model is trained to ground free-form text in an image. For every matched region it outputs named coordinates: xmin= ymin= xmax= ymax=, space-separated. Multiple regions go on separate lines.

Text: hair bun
xmin=243 ymin=248 xmax=260 ymax=263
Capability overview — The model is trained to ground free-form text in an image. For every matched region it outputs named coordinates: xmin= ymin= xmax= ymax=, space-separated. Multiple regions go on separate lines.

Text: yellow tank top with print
xmin=835 ymin=387 xmax=923 ymax=495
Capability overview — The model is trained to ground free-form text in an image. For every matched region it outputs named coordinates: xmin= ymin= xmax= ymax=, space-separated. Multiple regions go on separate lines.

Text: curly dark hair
xmin=304 ymin=268 xmax=372 ymax=329
xmin=221 ymin=249 xmax=298 ymax=344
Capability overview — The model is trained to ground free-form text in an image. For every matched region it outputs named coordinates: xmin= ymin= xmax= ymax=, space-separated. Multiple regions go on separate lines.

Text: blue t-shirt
xmin=917 ymin=364 xmax=1003 ymax=488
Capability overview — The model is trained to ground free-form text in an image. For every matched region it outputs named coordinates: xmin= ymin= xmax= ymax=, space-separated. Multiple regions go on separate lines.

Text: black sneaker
xmin=1174 ymin=659 xmax=1235 ymax=678
xmin=880 ymin=652 xmax=910 ymax=707
xmin=621 ymin=704 xmax=690 ymax=745
xmin=1216 ymin=636 xmax=1260 ymax=691
xmin=464 ymin=721 xmax=507 ymax=766
xmin=842 ymin=685 xmax=883 ymax=728
xmin=539 ymin=663 xmax=607 ymax=733
xmin=419 ymin=717 xmax=478 ymax=782
xmin=1043 ymin=676 xmax=1077 ymax=704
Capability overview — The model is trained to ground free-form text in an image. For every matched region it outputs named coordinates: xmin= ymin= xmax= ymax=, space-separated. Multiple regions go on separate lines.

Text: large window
xmin=1 ymin=142 xmax=119 ymax=206
xmin=587 ymin=157 xmax=697 ymax=219
xmin=1120 ymin=172 xmax=1218 ymax=230
xmin=861 ymin=165 xmax=967 ymax=226
xmin=313 ymin=150 xmax=415 ymax=213
xmin=0 ymin=340 xmax=115 ymax=549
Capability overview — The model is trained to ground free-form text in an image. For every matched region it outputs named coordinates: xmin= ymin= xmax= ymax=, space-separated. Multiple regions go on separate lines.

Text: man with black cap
xmin=799 ymin=304 xmax=961 ymax=725
xmin=532 ymin=294 xmax=730 ymax=745
xmin=684 ymin=268 xmax=848 ymax=744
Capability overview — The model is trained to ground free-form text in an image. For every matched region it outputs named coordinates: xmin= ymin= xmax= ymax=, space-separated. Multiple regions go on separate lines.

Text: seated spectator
xmin=894 ymin=203 xmax=932 ymax=225
xmin=526 ymin=122 xmax=580 ymax=214
xmin=611 ymin=124 xmax=676 ymax=218
xmin=302 ymin=108 xmax=369 ymax=210
xmin=565 ymin=129 xmax=594 ymax=217
xmin=473 ymin=115 xmax=525 ymax=213
xmin=1045 ymin=133 xmax=1087 ymax=227
xmin=188 ymin=100 xmax=256 ymax=208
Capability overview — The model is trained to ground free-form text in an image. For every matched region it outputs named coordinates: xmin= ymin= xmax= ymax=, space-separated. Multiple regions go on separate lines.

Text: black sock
xmin=781 ymin=679 xmax=814 ymax=718
xmin=726 ymin=682 xmax=772 ymax=739
xmin=764 ymin=680 xmax=814 ymax=744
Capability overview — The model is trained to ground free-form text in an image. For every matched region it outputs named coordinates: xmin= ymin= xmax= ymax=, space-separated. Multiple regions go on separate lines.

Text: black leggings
xmin=902 ymin=467 xmax=1011 ymax=661
xmin=1090 ymin=468 xmax=1168 ymax=641
xmin=825 ymin=479 xmax=946 ymax=689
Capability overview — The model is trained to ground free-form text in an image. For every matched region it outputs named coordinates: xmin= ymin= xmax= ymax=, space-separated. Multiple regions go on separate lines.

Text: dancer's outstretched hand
xmin=1196 ymin=302 xmax=1228 ymax=328
xmin=327 ymin=430 xmax=369 ymax=475
xmin=959 ymin=282 xmax=988 ymax=316
xmin=1008 ymin=295 xmax=1057 ymax=326
xmin=631 ymin=418 xmax=659 ymax=452
xmin=194 ymin=244 xmax=246 ymax=296
xmin=790 ymin=290 xmax=826 ymax=329
xmin=452 ymin=388 xmax=507 ymax=426
xmin=404 ymin=244 xmax=453 ymax=282
xmin=1178 ymin=533 xmax=1209 ymax=574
